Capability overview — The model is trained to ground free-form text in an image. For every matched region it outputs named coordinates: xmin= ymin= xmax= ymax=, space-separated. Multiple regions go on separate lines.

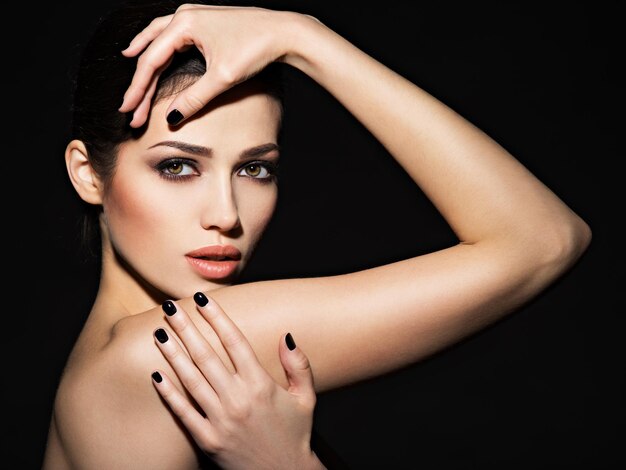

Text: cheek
xmin=102 ymin=177 xmax=182 ymax=255
xmin=238 ymin=183 xmax=278 ymax=239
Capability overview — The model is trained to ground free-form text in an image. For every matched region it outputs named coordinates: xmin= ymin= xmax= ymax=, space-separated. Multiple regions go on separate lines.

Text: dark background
xmin=7 ymin=1 xmax=624 ymax=469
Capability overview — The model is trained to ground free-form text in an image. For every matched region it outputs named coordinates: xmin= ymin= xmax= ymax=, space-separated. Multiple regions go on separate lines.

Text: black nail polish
xmin=166 ymin=109 xmax=184 ymax=125
xmin=155 ymin=328 xmax=168 ymax=344
xmin=193 ymin=292 xmax=209 ymax=307
xmin=162 ymin=300 xmax=177 ymax=316
xmin=285 ymin=332 xmax=296 ymax=351
xmin=152 ymin=371 xmax=163 ymax=383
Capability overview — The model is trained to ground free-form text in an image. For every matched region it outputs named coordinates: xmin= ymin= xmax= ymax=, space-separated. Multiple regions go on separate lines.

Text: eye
xmin=155 ymin=158 xmax=198 ymax=180
xmin=237 ymin=161 xmax=277 ymax=180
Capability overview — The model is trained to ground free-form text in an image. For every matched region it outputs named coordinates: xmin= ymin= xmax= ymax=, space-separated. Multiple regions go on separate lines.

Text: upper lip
xmin=186 ymin=245 xmax=242 ymax=261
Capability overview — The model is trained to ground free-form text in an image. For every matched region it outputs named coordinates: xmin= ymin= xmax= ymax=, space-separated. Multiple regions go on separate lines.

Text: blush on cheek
xmin=103 ymin=180 xmax=174 ymax=255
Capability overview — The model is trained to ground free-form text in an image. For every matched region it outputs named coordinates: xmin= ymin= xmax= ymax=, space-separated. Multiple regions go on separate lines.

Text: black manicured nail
xmin=193 ymin=292 xmax=209 ymax=307
xmin=285 ymin=332 xmax=296 ymax=351
xmin=154 ymin=328 xmax=169 ymax=344
xmin=166 ymin=109 xmax=184 ymax=125
xmin=151 ymin=371 xmax=163 ymax=383
xmin=162 ymin=300 xmax=177 ymax=316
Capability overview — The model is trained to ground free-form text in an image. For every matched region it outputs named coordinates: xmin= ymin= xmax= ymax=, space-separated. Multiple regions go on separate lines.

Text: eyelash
xmin=154 ymin=158 xmax=279 ymax=183
xmin=155 ymin=158 xmax=197 ymax=182
xmin=239 ymin=160 xmax=279 ymax=183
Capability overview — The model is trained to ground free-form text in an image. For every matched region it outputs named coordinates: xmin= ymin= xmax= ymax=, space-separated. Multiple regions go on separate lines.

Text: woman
xmin=43 ymin=0 xmax=592 ymax=468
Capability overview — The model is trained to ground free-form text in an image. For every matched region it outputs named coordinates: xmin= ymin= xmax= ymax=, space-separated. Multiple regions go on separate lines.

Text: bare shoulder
xmin=51 ymin=310 xmax=203 ymax=469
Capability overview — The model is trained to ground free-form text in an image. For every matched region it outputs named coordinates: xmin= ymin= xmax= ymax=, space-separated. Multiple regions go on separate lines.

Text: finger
xmin=121 ymin=15 xmax=174 ymax=57
xmin=163 ymin=70 xmax=234 ymax=126
xmin=160 ymin=301 xmax=235 ymax=397
xmin=128 ymin=59 xmax=169 ymax=128
xmin=150 ymin=369 xmax=217 ymax=450
xmin=119 ymin=21 xmax=193 ymax=113
xmin=279 ymin=333 xmax=317 ymax=408
xmin=153 ymin=326 xmax=221 ymax=416
xmin=192 ymin=292 xmax=264 ymax=380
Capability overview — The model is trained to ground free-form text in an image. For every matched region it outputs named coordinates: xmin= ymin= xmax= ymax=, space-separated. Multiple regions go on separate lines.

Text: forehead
xmin=132 ymin=85 xmax=282 ymax=155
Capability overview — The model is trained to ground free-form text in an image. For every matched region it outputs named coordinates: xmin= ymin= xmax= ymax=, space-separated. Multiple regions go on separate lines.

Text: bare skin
xmin=43 ymin=5 xmax=591 ymax=470
xmin=150 ymin=294 xmax=325 ymax=469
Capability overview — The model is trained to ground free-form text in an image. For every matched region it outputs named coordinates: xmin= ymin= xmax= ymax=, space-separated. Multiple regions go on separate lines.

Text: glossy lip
xmin=185 ymin=245 xmax=242 ymax=280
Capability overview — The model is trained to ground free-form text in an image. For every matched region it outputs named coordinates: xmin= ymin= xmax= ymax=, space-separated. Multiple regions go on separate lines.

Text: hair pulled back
xmin=70 ymin=0 xmax=284 ymax=254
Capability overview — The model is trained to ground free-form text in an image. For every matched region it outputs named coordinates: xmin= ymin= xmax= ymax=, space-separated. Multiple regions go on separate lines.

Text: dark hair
xmin=70 ymin=0 xmax=285 ymax=256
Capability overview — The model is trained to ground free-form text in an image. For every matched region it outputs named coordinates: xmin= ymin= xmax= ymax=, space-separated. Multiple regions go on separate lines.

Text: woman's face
xmin=101 ymin=84 xmax=281 ymax=299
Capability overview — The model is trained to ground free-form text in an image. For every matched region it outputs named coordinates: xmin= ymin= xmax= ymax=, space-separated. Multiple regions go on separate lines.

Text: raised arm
xmin=115 ymin=4 xmax=590 ymax=391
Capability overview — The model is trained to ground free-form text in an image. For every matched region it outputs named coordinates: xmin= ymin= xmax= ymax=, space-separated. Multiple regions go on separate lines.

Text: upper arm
xmin=180 ymin=236 xmax=586 ymax=393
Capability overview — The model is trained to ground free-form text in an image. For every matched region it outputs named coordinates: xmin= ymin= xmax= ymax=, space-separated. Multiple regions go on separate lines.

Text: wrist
xmin=276 ymin=10 xmax=332 ymax=76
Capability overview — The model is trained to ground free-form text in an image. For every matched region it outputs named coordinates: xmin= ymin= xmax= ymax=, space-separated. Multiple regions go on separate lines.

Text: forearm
xmin=282 ymin=14 xmax=590 ymax=253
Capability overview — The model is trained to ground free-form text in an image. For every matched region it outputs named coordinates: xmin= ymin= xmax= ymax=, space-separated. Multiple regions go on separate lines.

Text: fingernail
xmin=162 ymin=300 xmax=177 ymax=316
xmin=166 ymin=109 xmax=184 ymax=125
xmin=154 ymin=328 xmax=169 ymax=343
xmin=193 ymin=292 xmax=209 ymax=307
xmin=151 ymin=371 xmax=163 ymax=383
xmin=285 ymin=332 xmax=296 ymax=351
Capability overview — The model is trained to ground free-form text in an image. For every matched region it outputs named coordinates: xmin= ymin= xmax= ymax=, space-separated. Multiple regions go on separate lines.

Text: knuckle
xmin=303 ymin=393 xmax=317 ymax=411
xmin=159 ymin=385 xmax=174 ymax=402
xmin=184 ymin=376 xmax=203 ymax=393
xmin=181 ymin=92 xmax=207 ymax=114
xmin=192 ymin=348 xmax=217 ymax=368
xmin=176 ymin=4 xmax=194 ymax=13
xmin=206 ymin=435 xmax=225 ymax=454
xmin=251 ymin=378 xmax=273 ymax=400
xmin=148 ymin=16 xmax=163 ymax=29
xmin=171 ymin=405 xmax=188 ymax=421
xmin=167 ymin=346 xmax=182 ymax=361
xmin=213 ymin=64 xmax=240 ymax=87
xmin=136 ymin=54 xmax=158 ymax=73
xmin=174 ymin=316 xmax=191 ymax=334
xmin=226 ymin=398 xmax=251 ymax=421
xmin=138 ymin=19 xmax=156 ymax=34
xmin=292 ymin=353 xmax=311 ymax=371
xmin=196 ymin=432 xmax=216 ymax=452
xmin=220 ymin=331 xmax=244 ymax=349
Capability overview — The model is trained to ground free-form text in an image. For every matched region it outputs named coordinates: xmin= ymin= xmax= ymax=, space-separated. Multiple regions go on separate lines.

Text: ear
xmin=65 ymin=139 xmax=104 ymax=205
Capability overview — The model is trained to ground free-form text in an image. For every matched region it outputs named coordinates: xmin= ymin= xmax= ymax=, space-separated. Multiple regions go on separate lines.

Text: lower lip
xmin=185 ymin=257 xmax=239 ymax=280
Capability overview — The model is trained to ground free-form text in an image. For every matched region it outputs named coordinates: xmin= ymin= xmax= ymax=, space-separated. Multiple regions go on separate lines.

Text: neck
xmin=89 ymin=245 xmax=167 ymax=325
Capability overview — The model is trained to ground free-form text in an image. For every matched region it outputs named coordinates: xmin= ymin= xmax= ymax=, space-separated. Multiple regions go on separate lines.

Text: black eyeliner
xmin=154 ymin=157 xmax=200 ymax=182
xmin=239 ymin=159 xmax=280 ymax=181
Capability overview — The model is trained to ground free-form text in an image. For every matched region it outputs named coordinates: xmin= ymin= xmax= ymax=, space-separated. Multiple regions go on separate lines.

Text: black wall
xmin=8 ymin=1 xmax=623 ymax=468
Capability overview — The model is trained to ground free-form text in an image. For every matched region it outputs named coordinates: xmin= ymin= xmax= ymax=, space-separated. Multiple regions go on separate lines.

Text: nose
xmin=200 ymin=175 xmax=241 ymax=232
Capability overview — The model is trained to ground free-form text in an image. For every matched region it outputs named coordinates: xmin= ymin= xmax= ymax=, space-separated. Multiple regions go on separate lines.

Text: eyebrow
xmin=148 ymin=141 xmax=279 ymax=159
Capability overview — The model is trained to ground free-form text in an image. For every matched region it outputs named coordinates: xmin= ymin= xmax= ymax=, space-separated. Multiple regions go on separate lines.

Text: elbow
xmin=572 ymin=215 xmax=593 ymax=258
xmin=538 ymin=212 xmax=592 ymax=276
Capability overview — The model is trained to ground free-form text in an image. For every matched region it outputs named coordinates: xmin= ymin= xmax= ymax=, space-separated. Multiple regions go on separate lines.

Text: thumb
xmin=165 ymin=71 xmax=232 ymax=126
xmin=279 ymin=333 xmax=316 ymax=406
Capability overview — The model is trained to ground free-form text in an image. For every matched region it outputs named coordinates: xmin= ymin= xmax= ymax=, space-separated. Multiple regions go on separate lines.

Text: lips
xmin=185 ymin=245 xmax=242 ymax=280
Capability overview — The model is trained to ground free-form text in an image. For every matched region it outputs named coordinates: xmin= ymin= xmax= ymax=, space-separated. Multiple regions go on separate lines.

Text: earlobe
xmin=65 ymin=139 xmax=103 ymax=205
